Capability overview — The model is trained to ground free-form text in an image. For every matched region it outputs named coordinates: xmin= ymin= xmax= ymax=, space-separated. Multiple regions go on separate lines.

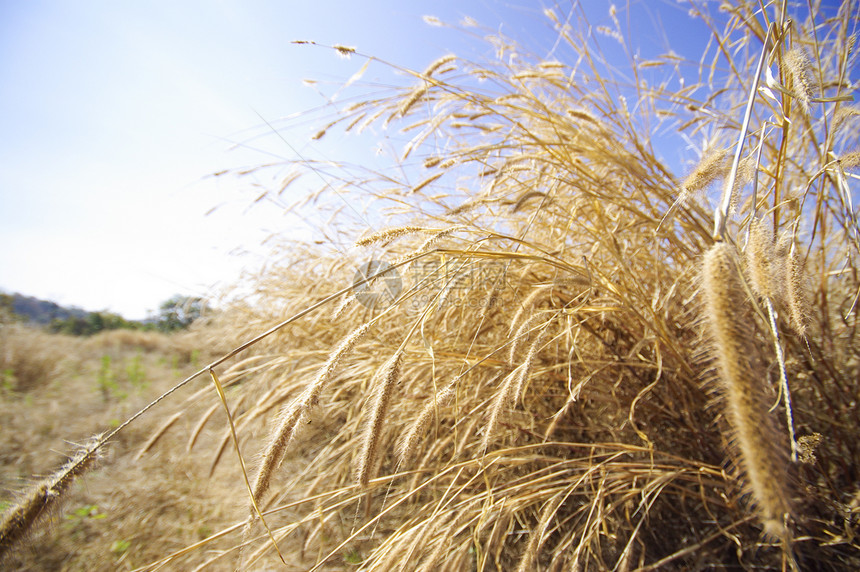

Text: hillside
xmin=1 ymin=292 xmax=89 ymax=325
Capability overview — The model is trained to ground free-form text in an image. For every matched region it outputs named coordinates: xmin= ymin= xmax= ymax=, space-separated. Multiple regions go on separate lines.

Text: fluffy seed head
xmin=784 ymin=243 xmax=811 ymax=337
xmin=410 ymin=172 xmax=444 ymax=194
xmin=252 ymin=322 xmax=371 ymax=507
xmin=746 ymin=218 xmax=781 ymax=301
xmin=397 ymin=374 xmax=461 ymax=466
xmin=400 ymin=85 xmax=431 ymax=117
xmin=681 ymin=149 xmax=729 ymax=195
xmin=356 ymin=351 xmax=404 ymax=486
xmin=839 ymin=150 xmax=860 ymax=170
xmin=483 ymin=333 xmax=543 ymax=451
xmin=356 ymin=226 xmax=425 ymax=247
xmin=333 ymin=44 xmax=356 ymax=58
xmin=701 ymin=243 xmax=793 ymax=538
xmin=1 ymin=438 xmax=101 ymax=559
xmin=783 ymin=48 xmax=816 ymax=114
xmin=308 ymin=322 xmax=371 ymax=407
xmin=423 ymin=156 xmax=443 ymax=168
xmin=422 ymin=54 xmax=456 ymax=77
xmin=251 ymin=401 xmax=304 ymax=505
xmin=832 ymin=105 xmax=860 ymax=134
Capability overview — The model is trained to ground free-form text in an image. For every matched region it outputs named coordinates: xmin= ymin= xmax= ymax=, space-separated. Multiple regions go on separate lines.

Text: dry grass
xmin=0 ymin=328 xmax=241 ymax=570
xmin=0 ymin=324 xmax=64 ymax=393
xmin=3 ymin=1 xmax=860 ymax=570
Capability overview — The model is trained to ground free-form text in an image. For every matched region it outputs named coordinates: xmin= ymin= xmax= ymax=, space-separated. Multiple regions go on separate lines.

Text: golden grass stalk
xmin=251 ymin=322 xmax=371 ymax=504
xmin=482 ymin=332 xmax=544 ymax=452
xmin=355 ymin=226 xmax=425 ymax=247
xmin=701 ymin=242 xmax=792 ymax=538
xmin=355 ymin=350 xmax=404 ymax=486
xmin=0 ymin=436 xmax=101 ymax=560
xmin=396 ymin=373 xmax=461 ymax=466
xmin=714 ymin=22 xmax=773 ymax=240
xmin=208 ymin=368 xmax=286 ymax=566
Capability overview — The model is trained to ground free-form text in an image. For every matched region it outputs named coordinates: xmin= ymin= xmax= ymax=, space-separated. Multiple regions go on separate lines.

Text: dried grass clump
xmin=0 ymin=324 xmax=64 ymax=392
xmin=6 ymin=1 xmax=860 ymax=570
xmin=85 ymin=329 xmax=170 ymax=354
xmin=159 ymin=2 xmax=853 ymax=569
xmin=135 ymin=2 xmax=858 ymax=570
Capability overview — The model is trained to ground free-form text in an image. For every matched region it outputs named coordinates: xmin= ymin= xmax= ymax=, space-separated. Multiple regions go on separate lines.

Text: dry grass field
xmin=2 ymin=1 xmax=860 ymax=570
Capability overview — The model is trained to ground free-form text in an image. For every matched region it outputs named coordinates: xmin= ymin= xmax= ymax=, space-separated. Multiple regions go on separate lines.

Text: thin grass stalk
xmin=714 ymin=23 xmax=774 ymax=240
xmin=207 ymin=368 xmax=286 ymax=566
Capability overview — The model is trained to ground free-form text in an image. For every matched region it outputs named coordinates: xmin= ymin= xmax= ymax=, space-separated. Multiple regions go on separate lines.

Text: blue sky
xmin=0 ymin=1 xmax=833 ymax=319
xmin=0 ymin=0 xmax=576 ymax=319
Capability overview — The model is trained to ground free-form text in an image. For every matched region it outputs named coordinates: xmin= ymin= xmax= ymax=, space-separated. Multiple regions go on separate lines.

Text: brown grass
xmin=0 ymin=328 xmax=241 ymax=570
xmin=0 ymin=324 xmax=63 ymax=392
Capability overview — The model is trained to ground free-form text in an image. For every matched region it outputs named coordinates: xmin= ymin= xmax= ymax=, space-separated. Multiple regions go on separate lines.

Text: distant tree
xmin=155 ymin=295 xmax=207 ymax=332
xmin=97 ymin=311 xmax=131 ymax=331
xmin=87 ymin=312 xmax=104 ymax=334
xmin=50 ymin=316 xmax=90 ymax=336
xmin=48 ymin=310 xmax=143 ymax=336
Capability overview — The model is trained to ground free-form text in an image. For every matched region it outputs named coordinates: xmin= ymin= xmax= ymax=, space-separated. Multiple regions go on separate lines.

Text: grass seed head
xmin=783 ymin=240 xmax=811 ymax=337
xmin=355 ymin=351 xmax=404 ymax=486
xmin=307 ymin=322 xmax=371 ymax=407
xmin=746 ymin=218 xmax=783 ymax=301
xmin=0 ymin=437 xmax=101 ymax=560
xmin=422 ymin=54 xmax=456 ymax=77
xmin=839 ymin=150 xmax=860 ymax=169
xmin=396 ymin=374 xmax=460 ymax=466
xmin=679 ymin=149 xmax=730 ymax=208
xmin=783 ymin=47 xmax=816 ymax=114
xmin=356 ymin=226 xmax=425 ymax=247
xmin=701 ymin=243 xmax=793 ymax=538
xmin=250 ymin=401 xmax=304 ymax=505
